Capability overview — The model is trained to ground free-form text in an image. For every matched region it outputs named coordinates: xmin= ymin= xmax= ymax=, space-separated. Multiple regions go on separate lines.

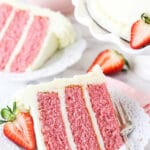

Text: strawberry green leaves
xmin=0 ymin=102 xmax=17 ymax=124
xmin=141 ymin=13 xmax=150 ymax=24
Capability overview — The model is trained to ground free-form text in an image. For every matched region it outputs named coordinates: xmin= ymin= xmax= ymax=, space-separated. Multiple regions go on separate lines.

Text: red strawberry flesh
xmin=3 ymin=112 xmax=36 ymax=150
xmin=130 ymin=13 xmax=150 ymax=49
xmin=131 ymin=21 xmax=150 ymax=49
xmin=88 ymin=49 xmax=126 ymax=75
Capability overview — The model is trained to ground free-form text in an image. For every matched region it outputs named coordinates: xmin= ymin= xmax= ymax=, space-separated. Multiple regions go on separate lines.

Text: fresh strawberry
xmin=87 ymin=49 xmax=129 ymax=75
xmin=130 ymin=13 xmax=150 ymax=49
xmin=0 ymin=102 xmax=36 ymax=150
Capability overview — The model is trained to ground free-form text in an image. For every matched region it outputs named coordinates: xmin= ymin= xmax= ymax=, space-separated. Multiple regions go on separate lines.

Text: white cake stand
xmin=72 ymin=0 xmax=150 ymax=81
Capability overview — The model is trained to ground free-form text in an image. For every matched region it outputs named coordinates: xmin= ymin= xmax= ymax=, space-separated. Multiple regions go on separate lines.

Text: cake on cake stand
xmin=72 ymin=0 xmax=150 ymax=81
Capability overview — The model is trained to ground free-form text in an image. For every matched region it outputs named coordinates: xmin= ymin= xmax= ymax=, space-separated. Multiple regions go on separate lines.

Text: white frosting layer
xmin=82 ymin=85 xmax=105 ymax=150
xmin=87 ymin=0 xmax=150 ymax=41
xmin=14 ymin=66 xmax=105 ymax=150
xmin=58 ymin=89 xmax=77 ymax=150
xmin=0 ymin=0 xmax=75 ymax=72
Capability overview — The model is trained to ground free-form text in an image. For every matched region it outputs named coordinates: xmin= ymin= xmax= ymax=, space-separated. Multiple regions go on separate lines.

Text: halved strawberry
xmin=87 ymin=49 xmax=129 ymax=75
xmin=130 ymin=13 xmax=150 ymax=49
xmin=0 ymin=102 xmax=36 ymax=150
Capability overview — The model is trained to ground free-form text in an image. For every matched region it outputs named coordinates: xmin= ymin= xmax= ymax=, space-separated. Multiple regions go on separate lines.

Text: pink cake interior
xmin=38 ymin=92 xmax=71 ymax=150
xmin=37 ymin=83 xmax=123 ymax=150
xmin=0 ymin=4 xmax=12 ymax=31
xmin=0 ymin=9 xmax=29 ymax=70
xmin=65 ymin=86 xmax=100 ymax=150
xmin=88 ymin=83 xmax=123 ymax=150
xmin=10 ymin=16 xmax=49 ymax=72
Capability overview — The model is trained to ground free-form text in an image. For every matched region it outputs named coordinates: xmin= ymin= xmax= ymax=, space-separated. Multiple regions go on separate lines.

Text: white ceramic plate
xmin=72 ymin=0 xmax=150 ymax=55
xmin=0 ymin=87 xmax=149 ymax=150
xmin=0 ymin=34 xmax=86 ymax=82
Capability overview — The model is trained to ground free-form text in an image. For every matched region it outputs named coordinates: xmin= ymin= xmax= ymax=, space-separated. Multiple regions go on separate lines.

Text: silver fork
xmin=114 ymin=101 xmax=135 ymax=150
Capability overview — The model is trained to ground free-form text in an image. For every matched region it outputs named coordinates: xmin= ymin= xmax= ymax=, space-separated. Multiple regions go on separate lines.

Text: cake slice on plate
xmin=0 ymin=0 xmax=75 ymax=72
xmin=12 ymin=65 xmax=123 ymax=150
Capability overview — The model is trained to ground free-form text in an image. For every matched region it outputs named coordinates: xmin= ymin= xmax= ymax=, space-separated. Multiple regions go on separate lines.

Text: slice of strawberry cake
xmin=0 ymin=0 xmax=75 ymax=72
xmin=15 ymin=66 xmax=123 ymax=150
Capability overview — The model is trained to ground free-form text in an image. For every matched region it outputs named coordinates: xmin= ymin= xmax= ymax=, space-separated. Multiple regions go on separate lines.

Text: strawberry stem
xmin=141 ymin=13 xmax=150 ymax=24
xmin=13 ymin=101 xmax=17 ymax=113
xmin=114 ymin=50 xmax=130 ymax=69
xmin=121 ymin=68 xmax=127 ymax=72
xmin=0 ymin=102 xmax=17 ymax=124
xmin=124 ymin=58 xmax=130 ymax=69
xmin=7 ymin=106 xmax=13 ymax=114
xmin=0 ymin=120 xmax=7 ymax=125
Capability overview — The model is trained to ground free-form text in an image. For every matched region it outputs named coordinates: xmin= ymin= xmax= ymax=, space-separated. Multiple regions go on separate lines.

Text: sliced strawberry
xmin=0 ymin=102 xmax=36 ymax=150
xmin=130 ymin=13 xmax=150 ymax=49
xmin=87 ymin=49 xmax=129 ymax=75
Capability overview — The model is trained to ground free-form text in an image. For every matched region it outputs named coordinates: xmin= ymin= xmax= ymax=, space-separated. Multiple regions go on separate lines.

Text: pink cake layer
xmin=0 ymin=9 xmax=29 ymax=70
xmin=88 ymin=83 xmax=123 ymax=150
xmin=38 ymin=92 xmax=71 ymax=150
xmin=65 ymin=86 xmax=100 ymax=150
xmin=0 ymin=4 xmax=12 ymax=31
xmin=10 ymin=16 xmax=49 ymax=72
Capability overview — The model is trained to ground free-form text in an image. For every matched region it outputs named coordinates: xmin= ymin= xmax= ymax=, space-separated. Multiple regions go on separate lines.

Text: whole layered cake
xmin=0 ymin=0 xmax=75 ymax=72
xmin=87 ymin=0 xmax=150 ymax=42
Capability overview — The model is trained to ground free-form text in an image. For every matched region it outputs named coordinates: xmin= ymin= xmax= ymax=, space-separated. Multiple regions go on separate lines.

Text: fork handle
xmin=122 ymin=134 xmax=131 ymax=150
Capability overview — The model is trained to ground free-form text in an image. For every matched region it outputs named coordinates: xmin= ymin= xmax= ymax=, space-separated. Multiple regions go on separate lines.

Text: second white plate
xmin=72 ymin=0 xmax=150 ymax=55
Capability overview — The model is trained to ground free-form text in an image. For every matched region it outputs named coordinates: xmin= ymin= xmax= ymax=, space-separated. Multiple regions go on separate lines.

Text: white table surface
xmin=0 ymin=16 xmax=149 ymax=149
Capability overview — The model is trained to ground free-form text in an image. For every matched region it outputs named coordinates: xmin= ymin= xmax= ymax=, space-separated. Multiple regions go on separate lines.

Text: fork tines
xmin=114 ymin=101 xmax=134 ymax=150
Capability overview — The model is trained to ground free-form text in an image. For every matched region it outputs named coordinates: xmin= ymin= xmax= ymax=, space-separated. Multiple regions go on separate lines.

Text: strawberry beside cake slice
xmin=0 ymin=0 xmax=75 ymax=72
xmin=15 ymin=66 xmax=123 ymax=150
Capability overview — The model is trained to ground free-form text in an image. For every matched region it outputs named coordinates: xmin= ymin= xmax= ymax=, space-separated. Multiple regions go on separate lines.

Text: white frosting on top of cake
xmin=87 ymin=0 xmax=150 ymax=40
xmin=14 ymin=66 xmax=105 ymax=150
